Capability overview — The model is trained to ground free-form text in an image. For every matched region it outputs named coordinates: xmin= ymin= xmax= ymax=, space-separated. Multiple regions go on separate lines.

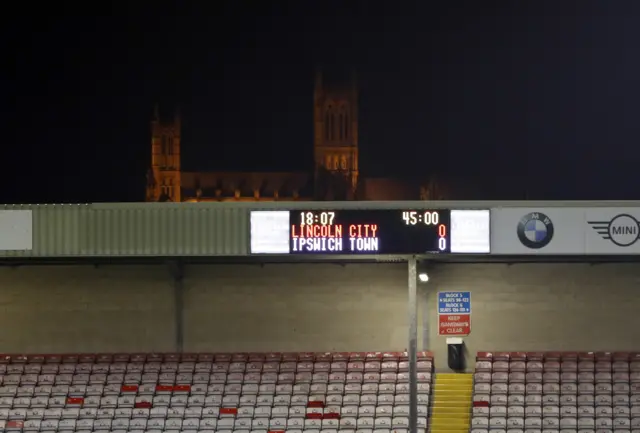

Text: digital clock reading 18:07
xmin=289 ymin=209 xmax=451 ymax=254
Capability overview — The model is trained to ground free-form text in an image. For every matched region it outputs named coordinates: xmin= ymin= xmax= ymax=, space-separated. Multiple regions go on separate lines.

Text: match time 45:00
xmin=402 ymin=210 xmax=441 ymax=225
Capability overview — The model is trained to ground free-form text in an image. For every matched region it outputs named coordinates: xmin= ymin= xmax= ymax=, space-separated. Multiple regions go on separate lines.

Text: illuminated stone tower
xmin=146 ymin=105 xmax=182 ymax=202
xmin=313 ymin=70 xmax=359 ymax=196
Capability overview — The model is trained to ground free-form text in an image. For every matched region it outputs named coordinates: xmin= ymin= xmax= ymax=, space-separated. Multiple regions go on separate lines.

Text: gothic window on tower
xmin=333 ymin=155 xmax=339 ymax=170
xmin=338 ymin=113 xmax=344 ymax=140
xmin=344 ymin=110 xmax=349 ymax=140
xmin=325 ymin=154 xmax=332 ymax=169
xmin=325 ymin=109 xmax=331 ymax=141
xmin=341 ymin=155 xmax=347 ymax=170
xmin=331 ymin=112 xmax=338 ymax=141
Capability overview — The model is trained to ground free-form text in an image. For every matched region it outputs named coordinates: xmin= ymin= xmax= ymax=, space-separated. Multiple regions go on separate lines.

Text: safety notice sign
xmin=437 ymin=291 xmax=471 ymax=336
xmin=438 ymin=314 xmax=471 ymax=336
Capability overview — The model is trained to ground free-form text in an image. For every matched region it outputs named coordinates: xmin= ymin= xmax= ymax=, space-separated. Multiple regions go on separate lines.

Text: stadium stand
xmin=470 ymin=351 xmax=640 ymax=433
xmin=0 ymin=351 xmax=433 ymax=433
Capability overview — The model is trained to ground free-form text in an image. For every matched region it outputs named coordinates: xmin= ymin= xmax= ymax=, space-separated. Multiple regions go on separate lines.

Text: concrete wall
xmin=1 ymin=262 xmax=639 ymax=371
xmin=0 ymin=263 xmax=415 ymax=355
xmin=0 ymin=265 xmax=175 ymax=353
xmin=428 ymin=263 xmax=640 ymax=369
xmin=183 ymin=263 xmax=412 ymax=353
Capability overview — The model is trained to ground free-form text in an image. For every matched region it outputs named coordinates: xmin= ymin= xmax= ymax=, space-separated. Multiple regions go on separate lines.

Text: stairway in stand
xmin=429 ymin=373 xmax=473 ymax=433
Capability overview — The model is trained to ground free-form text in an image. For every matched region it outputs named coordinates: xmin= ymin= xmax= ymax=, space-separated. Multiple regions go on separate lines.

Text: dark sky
xmin=5 ymin=1 xmax=640 ymax=203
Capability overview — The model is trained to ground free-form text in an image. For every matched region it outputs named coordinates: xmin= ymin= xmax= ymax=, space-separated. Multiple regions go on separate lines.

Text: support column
xmin=168 ymin=261 xmax=185 ymax=352
xmin=408 ymin=256 xmax=418 ymax=433
xmin=421 ymin=283 xmax=430 ymax=351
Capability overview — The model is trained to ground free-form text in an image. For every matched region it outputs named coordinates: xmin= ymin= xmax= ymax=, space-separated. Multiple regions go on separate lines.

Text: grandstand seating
xmin=471 ymin=351 xmax=640 ymax=433
xmin=0 ymin=351 xmax=433 ymax=433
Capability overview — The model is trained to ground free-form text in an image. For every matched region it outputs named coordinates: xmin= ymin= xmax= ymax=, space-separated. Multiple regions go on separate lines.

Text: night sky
xmin=6 ymin=1 xmax=640 ymax=204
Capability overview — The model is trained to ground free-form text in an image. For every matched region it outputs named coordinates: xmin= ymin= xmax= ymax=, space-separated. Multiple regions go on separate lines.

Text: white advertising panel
xmin=0 ymin=210 xmax=33 ymax=251
xmin=492 ymin=207 xmax=640 ymax=255
xmin=250 ymin=211 xmax=289 ymax=254
xmin=584 ymin=208 xmax=640 ymax=254
xmin=450 ymin=210 xmax=490 ymax=253
xmin=491 ymin=208 xmax=585 ymax=254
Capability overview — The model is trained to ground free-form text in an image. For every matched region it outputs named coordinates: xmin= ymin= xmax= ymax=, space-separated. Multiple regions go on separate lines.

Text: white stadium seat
xmin=0 ymin=351 xmax=434 ymax=433
xmin=473 ymin=351 xmax=640 ymax=433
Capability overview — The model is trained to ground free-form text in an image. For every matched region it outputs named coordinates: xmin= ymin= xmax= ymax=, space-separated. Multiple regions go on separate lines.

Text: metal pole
xmin=408 ymin=256 xmax=418 ymax=433
xmin=421 ymin=283 xmax=430 ymax=351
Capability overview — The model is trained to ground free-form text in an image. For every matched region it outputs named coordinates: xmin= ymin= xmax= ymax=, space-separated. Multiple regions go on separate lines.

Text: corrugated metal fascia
xmin=8 ymin=200 xmax=640 ymax=258
xmin=42 ymin=204 xmax=84 ymax=256
xmin=81 ymin=204 xmax=247 ymax=256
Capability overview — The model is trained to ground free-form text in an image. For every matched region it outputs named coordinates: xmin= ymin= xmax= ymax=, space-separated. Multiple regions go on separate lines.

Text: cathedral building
xmin=145 ymin=71 xmax=426 ymax=202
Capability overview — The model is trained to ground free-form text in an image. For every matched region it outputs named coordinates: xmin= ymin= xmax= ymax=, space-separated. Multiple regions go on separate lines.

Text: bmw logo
xmin=517 ymin=212 xmax=554 ymax=249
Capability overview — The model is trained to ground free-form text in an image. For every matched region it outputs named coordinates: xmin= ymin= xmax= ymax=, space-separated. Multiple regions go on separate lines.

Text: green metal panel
xmin=0 ymin=203 xmax=249 ymax=257
xmin=81 ymin=203 xmax=248 ymax=256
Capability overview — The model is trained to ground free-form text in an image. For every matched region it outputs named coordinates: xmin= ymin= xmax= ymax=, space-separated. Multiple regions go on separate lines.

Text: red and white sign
xmin=438 ymin=314 xmax=471 ymax=336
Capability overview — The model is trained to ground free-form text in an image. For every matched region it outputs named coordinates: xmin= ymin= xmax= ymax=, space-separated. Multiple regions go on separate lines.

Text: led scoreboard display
xmin=291 ymin=209 xmax=451 ymax=254
xmin=250 ymin=209 xmax=490 ymax=255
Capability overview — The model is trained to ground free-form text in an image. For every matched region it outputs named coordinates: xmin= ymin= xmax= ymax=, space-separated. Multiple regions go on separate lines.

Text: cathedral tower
xmin=146 ymin=105 xmax=182 ymax=202
xmin=313 ymin=70 xmax=359 ymax=196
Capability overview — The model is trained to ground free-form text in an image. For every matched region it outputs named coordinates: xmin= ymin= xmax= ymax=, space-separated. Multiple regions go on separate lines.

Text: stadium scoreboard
xmin=250 ymin=209 xmax=490 ymax=255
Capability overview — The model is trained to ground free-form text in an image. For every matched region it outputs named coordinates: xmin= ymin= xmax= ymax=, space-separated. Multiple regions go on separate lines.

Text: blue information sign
xmin=438 ymin=291 xmax=471 ymax=314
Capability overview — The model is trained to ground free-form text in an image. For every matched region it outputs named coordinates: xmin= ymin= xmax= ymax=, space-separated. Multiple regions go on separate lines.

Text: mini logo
xmin=588 ymin=213 xmax=640 ymax=247
xmin=517 ymin=212 xmax=554 ymax=249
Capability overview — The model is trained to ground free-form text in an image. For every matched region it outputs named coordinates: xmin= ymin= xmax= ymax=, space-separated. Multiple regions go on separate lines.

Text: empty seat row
xmin=0 ymin=372 xmax=432 ymax=387
xmin=1 ymin=414 xmax=427 ymax=425
xmin=0 ymin=390 xmax=429 ymax=408
xmin=475 ymin=393 xmax=640 ymax=404
xmin=471 ymin=415 xmax=640 ymax=427
xmin=0 ymin=394 xmax=429 ymax=409
xmin=0 ymin=403 xmax=429 ymax=417
xmin=1 ymin=352 xmax=433 ymax=364
xmin=0 ymin=388 xmax=429 ymax=401
xmin=1 ymin=397 xmax=419 ymax=410
xmin=0 ymin=428 xmax=422 ymax=433
xmin=0 ymin=389 xmax=429 ymax=405
xmin=0 ymin=381 xmax=430 ymax=393
xmin=0 ymin=425 xmax=424 ymax=433
xmin=476 ymin=372 xmax=640 ymax=384
xmin=474 ymin=405 xmax=640 ymax=416
xmin=471 ymin=430 xmax=640 ymax=433
xmin=0 ymin=417 xmax=430 ymax=430
xmin=474 ymin=383 xmax=640 ymax=395
xmin=476 ymin=352 xmax=640 ymax=372
xmin=0 ymin=362 xmax=433 ymax=375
